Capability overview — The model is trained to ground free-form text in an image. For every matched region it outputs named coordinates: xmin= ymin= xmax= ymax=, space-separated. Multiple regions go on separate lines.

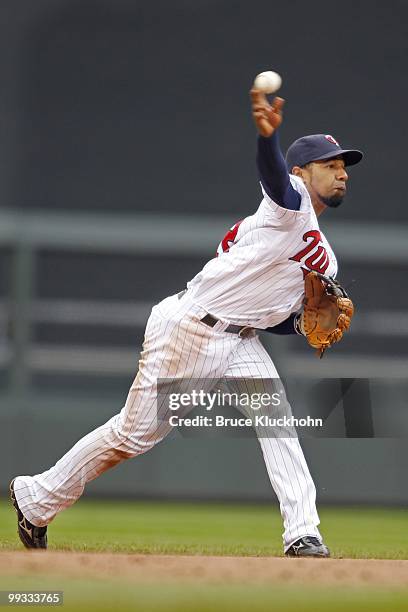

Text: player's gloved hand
xmin=294 ymin=271 xmax=354 ymax=358
xmin=250 ymin=89 xmax=285 ymax=138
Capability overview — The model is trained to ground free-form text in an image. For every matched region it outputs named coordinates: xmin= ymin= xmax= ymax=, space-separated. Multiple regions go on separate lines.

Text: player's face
xmin=303 ymin=157 xmax=349 ymax=209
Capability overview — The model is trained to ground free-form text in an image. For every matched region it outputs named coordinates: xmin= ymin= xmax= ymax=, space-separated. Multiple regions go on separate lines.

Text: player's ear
xmin=291 ymin=166 xmax=303 ymax=177
xmin=292 ymin=165 xmax=311 ymax=186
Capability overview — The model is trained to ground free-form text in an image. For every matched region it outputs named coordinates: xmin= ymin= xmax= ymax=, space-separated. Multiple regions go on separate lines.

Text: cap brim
xmin=315 ymin=149 xmax=363 ymax=166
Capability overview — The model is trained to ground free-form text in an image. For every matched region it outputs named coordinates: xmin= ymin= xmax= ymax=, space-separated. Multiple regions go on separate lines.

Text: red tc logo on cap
xmin=324 ymin=135 xmax=340 ymax=146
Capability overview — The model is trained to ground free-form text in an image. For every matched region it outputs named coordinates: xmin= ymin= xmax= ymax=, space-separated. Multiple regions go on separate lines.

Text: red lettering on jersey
xmin=289 ymin=230 xmax=330 ymax=276
xmin=216 ymin=220 xmax=243 ymax=256
xmin=289 ymin=230 xmax=321 ymax=262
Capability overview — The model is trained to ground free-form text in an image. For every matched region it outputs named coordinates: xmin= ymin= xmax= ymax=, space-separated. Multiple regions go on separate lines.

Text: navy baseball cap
xmin=285 ymin=134 xmax=363 ymax=171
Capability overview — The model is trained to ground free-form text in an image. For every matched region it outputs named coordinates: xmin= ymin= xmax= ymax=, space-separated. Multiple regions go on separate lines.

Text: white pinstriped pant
xmin=14 ymin=292 xmax=321 ymax=549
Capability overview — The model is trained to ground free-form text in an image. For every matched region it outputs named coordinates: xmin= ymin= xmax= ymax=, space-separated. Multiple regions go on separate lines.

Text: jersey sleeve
xmin=257 ymin=131 xmax=301 ymax=211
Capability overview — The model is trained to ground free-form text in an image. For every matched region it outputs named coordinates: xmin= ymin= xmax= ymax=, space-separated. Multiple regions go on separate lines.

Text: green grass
xmin=1 ymin=498 xmax=408 ymax=559
xmin=1 ymin=500 xmax=408 ymax=611
xmin=0 ymin=579 xmax=408 ymax=612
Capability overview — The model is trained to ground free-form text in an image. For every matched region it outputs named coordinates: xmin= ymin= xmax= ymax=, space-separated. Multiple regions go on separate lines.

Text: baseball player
xmin=10 ymin=88 xmax=362 ymax=557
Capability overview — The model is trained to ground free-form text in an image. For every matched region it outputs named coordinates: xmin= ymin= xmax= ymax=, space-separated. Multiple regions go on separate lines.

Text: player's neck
xmin=302 ymin=181 xmax=327 ymax=217
xmin=311 ymin=199 xmax=327 ymax=217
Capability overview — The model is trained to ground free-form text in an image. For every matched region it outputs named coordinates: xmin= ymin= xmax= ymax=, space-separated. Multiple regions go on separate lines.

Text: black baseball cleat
xmin=285 ymin=536 xmax=330 ymax=558
xmin=9 ymin=479 xmax=48 ymax=549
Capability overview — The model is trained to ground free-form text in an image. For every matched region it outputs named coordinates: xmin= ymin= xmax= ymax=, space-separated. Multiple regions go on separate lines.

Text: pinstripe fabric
xmin=222 ymin=337 xmax=321 ymax=549
xmin=14 ymin=292 xmax=321 ymax=548
xmin=187 ymin=177 xmax=337 ymax=328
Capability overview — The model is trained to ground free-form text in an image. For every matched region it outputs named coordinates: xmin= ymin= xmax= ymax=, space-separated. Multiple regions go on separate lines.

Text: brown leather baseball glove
xmin=296 ymin=271 xmax=354 ymax=358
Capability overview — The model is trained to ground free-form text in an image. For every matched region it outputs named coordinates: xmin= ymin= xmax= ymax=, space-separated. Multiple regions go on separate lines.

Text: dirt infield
xmin=1 ymin=552 xmax=408 ymax=587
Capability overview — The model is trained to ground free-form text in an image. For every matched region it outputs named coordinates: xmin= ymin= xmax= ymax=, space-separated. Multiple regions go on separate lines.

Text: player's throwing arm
xmin=251 ymin=73 xmax=356 ymax=358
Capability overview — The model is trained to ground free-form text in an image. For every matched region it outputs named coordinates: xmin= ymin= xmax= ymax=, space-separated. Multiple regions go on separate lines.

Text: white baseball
xmin=253 ymin=71 xmax=282 ymax=94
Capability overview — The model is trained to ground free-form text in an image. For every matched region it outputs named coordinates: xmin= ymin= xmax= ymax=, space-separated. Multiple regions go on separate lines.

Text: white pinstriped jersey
xmin=187 ymin=174 xmax=338 ymax=328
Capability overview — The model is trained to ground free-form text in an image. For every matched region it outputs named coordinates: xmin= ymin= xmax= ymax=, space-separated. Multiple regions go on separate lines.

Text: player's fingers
xmin=253 ymin=111 xmax=268 ymax=120
xmin=265 ymin=108 xmax=283 ymax=129
xmin=252 ymin=104 xmax=270 ymax=113
xmin=253 ymin=114 xmax=274 ymax=137
xmin=250 ymin=88 xmax=268 ymax=106
xmin=267 ymin=98 xmax=285 ymax=126
xmin=271 ymin=96 xmax=285 ymax=112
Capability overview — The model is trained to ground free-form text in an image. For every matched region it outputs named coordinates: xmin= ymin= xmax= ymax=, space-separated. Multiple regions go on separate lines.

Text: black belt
xmin=177 ymin=289 xmax=255 ymax=338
